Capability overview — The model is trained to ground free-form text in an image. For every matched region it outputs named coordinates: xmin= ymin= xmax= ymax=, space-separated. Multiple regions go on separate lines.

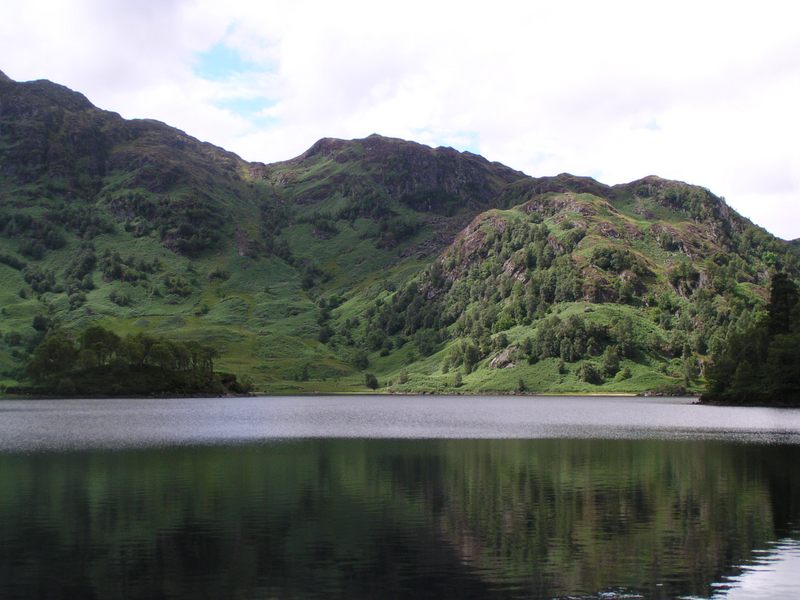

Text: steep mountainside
xmin=1 ymin=72 xmax=797 ymax=394
xmin=0 ymin=70 xmax=264 ymax=254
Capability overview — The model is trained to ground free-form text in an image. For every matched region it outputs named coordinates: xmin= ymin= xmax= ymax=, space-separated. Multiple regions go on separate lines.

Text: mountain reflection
xmin=1 ymin=439 xmax=798 ymax=599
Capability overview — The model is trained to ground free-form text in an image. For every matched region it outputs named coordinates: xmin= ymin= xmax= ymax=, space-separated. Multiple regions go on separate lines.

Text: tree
xmin=24 ymin=325 xmax=230 ymax=396
xmin=494 ymin=332 xmax=509 ymax=351
xmin=577 ymin=362 xmax=602 ymax=385
xmin=703 ymin=271 xmax=800 ymax=405
xmin=78 ymin=348 xmax=99 ymax=369
xmin=318 ymin=326 xmax=333 ymax=343
xmin=611 ymin=317 xmax=635 ymax=358
xmin=521 ymin=337 xmax=533 ymax=359
xmin=364 ymin=373 xmax=379 ymax=390
xmin=462 ymin=341 xmax=480 ymax=373
xmin=601 ymin=346 xmax=620 ymax=378
xmin=80 ymin=326 xmax=120 ymax=365
xmin=767 ymin=272 xmax=798 ymax=336
xmin=681 ymin=355 xmax=698 ymax=387
xmin=119 ymin=335 xmax=146 ymax=366
xmin=764 ymin=333 xmax=800 ymax=398
xmin=149 ymin=342 xmax=176 ymax=370
xmin=615 ymin=366 xmax=632 ymax=381
xmin=32 ymin=314 xmax=49 ymax=332
xmin=353 ymin=350 xmax=369 ymax=370
xmin=26 ymin=333 xmax=78 ymax=380
xmin=414 ymin=329 xmax=438 ymax=356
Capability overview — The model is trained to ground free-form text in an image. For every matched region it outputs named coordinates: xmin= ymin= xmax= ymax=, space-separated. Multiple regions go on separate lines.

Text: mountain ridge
xmin=1 ymin=72 xmax=797 ymax=394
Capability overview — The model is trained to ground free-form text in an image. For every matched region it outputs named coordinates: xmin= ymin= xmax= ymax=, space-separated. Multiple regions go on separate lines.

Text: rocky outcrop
xmin=490 ymin=346 xmax=516 ymax=369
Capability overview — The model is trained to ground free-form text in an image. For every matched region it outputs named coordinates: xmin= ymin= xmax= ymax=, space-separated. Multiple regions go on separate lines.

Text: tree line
xmin=21 ymin=325 xmax=247 ymax=396
xmin=703 ymin=272 xmax=800 ymax=405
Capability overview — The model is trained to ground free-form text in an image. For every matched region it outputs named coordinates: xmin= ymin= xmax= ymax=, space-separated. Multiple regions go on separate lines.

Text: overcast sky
xmin=1 ymin=0 xmax=798 ymax=239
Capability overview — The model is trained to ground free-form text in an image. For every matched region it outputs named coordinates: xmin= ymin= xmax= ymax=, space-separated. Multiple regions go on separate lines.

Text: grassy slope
xmin=0 ymin=175 xmax=785 ymax=395
xmin=0 ymin=181 xmax=436 ymax=392
xmin=1 ymin=171 xmax=787 ymax=395
xmin=1 ymin=75 xmax=797 ymax=395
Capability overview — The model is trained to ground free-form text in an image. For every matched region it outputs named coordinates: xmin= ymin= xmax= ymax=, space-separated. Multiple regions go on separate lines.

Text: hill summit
xmin=0 ymin=72 xmax=797 ymax=394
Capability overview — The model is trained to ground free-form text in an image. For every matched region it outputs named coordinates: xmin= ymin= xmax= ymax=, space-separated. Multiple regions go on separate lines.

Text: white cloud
xmin=1 ymin=0 xmax=798 ymax=238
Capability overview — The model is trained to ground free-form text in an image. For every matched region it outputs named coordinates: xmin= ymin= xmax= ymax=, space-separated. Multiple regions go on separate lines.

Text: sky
xmin=1 ymin=0 xmax=799 ymax=239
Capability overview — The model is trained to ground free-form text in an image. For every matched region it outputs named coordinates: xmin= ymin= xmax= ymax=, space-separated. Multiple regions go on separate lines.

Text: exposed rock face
xmin=0 ymin=74 xmax=108 ymax=183
xmin=362 ymin=134 xmax=524 ymax=205
xmin=440 ymin=212 xmax=506 ymax=280
xmin=0 ymin=73 xmax=247 ymax=191
xmin=0 ymin=72 xmax=266 ymax=255
xmin=521 ymin=193 xmax=598 ymax=219
xmin=490 ymin=347 xmax=516 ymax=369
xmin=256 ymin=133 xmax=526 ymax=211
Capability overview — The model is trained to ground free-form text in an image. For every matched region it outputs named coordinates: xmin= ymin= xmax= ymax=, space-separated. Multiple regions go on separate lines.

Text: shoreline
xmin=2 ymin=391 xmax=698 ymax=401
xmin=698 ymin=398 xmax=800 ymax=409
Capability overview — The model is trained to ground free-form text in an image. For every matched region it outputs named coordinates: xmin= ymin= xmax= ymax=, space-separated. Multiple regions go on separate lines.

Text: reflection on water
xmin=0 ymin=438 xmax=798 ymax=599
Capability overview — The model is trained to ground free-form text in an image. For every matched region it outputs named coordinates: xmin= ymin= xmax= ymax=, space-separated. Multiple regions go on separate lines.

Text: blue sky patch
xmin=414 ymin=129 xmax=481 ymax=154
xmin=194 ymin=43 xmax=277 ymax=123
xmin=194 ymin=43 xmax=259 ymax=81
xmin=217 ymin=96 xmax=277 ymax=124
xmin=451 ymin=132 xmax=481 ymax=155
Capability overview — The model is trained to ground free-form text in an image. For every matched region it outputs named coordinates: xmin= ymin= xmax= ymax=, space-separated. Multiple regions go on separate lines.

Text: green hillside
xmin=1 ymin=71 xmax=797 ymax=395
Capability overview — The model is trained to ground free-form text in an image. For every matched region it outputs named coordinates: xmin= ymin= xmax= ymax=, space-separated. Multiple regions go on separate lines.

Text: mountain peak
xmin=28 ymin=79 xmax=95 ymax=111
xmin=295 ymin=134 xmax=463 ymax=163
xmin=0 ymin=73 xmax=95 ymax=112
xmin=299 ymin=136 xmax=351 ymax=159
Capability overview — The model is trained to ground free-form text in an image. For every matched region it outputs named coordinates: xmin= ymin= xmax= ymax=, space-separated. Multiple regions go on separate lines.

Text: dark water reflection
xmin=1 ymin=438 xmax=799 ymax=599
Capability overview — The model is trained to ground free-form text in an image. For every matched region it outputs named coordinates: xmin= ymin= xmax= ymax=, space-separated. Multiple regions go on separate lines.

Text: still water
xmin=0 ymin=396 xmax=799 ymax=599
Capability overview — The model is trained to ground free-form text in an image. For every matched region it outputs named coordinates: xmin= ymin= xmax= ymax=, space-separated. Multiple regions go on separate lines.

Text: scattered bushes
xmin=0 ymin=213 xmax=66 ymax=259
xmin=23 ymin=266 xmax=57 ymax=294
xmin=0 ymin=253 xmax=26 ymax=271
xmin=109 ymin=290 xmax=132 ymax=306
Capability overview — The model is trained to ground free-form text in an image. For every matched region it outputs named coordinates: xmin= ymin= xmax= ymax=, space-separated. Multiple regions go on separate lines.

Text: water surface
xmin=0 ymin=396 xmax=798 ymax=599
xmin=2 ymin=395 xmax=799 ymax=451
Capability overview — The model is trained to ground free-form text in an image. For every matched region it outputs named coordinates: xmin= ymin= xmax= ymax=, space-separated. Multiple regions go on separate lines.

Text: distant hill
xmin=1 ymin=71 xmax=797 ymax=394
